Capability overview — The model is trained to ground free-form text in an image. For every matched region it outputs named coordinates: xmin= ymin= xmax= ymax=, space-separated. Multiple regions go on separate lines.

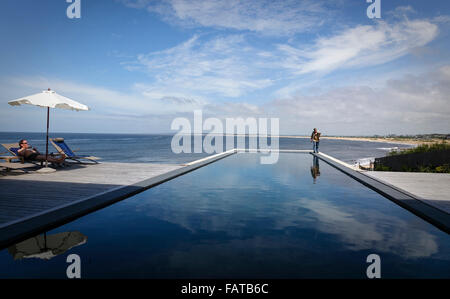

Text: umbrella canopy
xmin=8 ymin=89 xmax=89 ymax=111
xmin=8 ymin=231 xmax=88 ymax=260
xmin=8 ymin=89 xmax=89 ymax=172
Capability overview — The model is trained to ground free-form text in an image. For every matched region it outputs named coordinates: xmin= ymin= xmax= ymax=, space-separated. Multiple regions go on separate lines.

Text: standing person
xmin=310 ymin=128 xmax=321 ymax=153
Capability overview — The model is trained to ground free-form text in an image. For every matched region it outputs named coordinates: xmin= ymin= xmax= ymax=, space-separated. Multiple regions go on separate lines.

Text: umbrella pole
xmin=37 ymin=107 xmax=55 ymax=173
xmin=45 ymin=107 xmax=49 ymax=168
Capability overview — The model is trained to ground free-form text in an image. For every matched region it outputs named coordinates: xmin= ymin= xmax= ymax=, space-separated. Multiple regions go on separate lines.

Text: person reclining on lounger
xmin=17 ymin=139 xmax=66 ymax=163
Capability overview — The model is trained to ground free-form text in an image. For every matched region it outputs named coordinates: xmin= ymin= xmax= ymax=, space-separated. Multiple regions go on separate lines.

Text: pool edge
xmin=313 ymin=152 xmax=450 ymax=234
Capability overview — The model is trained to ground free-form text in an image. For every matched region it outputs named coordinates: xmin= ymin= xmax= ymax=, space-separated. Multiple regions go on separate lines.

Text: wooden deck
xmin=0 ymin=150 xmax=236 ymax=248
xmin=364 ymin=171 xmax=450 ymax=214
xmin=0 ymin=163 xmax=182 ymax=224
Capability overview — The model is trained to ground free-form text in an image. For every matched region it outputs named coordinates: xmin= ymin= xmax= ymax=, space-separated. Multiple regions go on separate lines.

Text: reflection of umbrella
xmin=8 ymin=89 xmax=89 ymax=173
xmin=8 ymin=231 xmax=87 ymax=260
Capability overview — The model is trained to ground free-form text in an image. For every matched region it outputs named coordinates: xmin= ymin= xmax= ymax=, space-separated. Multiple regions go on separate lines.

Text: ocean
xmin=0 ymin=132 xmax=413 ymax=165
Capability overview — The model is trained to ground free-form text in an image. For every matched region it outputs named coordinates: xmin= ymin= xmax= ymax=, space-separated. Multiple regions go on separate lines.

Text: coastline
xmin=278 ymin=136 xmax=447 ymax=146
xmin=189 ymin=133 xmax=446 ymax=146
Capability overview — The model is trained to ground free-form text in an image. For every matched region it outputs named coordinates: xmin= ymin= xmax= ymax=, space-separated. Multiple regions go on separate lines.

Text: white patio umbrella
xmin=8 ymin=88 xmax=89 ymax=173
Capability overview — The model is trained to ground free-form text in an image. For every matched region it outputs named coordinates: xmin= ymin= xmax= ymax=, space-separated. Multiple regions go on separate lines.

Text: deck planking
xmin=364 ymin=171 xmax=450 ymax=214
xmin=0 ymin=162 xmax=182 ymax=225
xmin=0 ymin=150 xmax=236 ymax=248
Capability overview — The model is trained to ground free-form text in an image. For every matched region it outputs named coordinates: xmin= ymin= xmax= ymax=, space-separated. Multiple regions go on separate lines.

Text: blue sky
xmin=1 ymin=0 xmax=449 ymax=135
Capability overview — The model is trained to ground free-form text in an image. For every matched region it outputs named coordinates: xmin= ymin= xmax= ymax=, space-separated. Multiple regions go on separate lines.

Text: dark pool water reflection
xmin=1 ymin=153 xmax=449 ymax=278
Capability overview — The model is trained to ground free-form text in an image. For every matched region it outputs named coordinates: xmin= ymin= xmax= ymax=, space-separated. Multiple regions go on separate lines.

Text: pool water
xmin=1 ymin=153 xmax=449 ymax=278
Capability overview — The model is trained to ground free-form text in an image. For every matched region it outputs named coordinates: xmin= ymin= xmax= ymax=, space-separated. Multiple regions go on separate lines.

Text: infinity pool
xmin=1 ymin=153 xmax=449 ymax=278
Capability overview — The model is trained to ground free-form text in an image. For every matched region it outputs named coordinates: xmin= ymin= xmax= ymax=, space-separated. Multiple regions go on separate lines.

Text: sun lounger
xmin=1 ymin=143 xmax=62 ymax=167
xmin=1 ymin=143 xmax=43 ymax=166
xmin=50 ymin=138 xmax=100 ymax=164
xmin=1 ymin=143 xmax=25 ymax=163
xmin=0 ymin=161 xmax=37 ymax=173
xmin=0 ymin=144 xmax=43 ymax=173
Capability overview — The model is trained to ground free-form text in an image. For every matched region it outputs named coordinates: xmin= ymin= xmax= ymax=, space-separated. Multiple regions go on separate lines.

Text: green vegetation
xmin=383 ymin=133 xmax=449 ymax=140
xmin=329 ymin=133 xmax=449 ymax=140
xmin=389 ymin=142 xmax=450 ymax=156
xmin=374 ymin=165 xmax=391 ymax=171
xmin=435 ymin=164 xmax=450 ymax=173
xmin=375 ymin=163 xmax=450 ymax=173
xmin=375 ymin=142 xmax=450 ymax=173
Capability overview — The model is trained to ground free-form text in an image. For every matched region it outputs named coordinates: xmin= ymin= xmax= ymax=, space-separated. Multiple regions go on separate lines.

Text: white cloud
xmin=119 ymin=1 xmax=444 ymax=106
xmin=117 ymin=0 xmax=152 ymax=9
xmin=277 ymin=18 xmax=439 ymax=75
xmin=114 ymin=14 xmax=447 ymax=135
xmin=120 ymin=0 xmax=331 ymax=36
xmin=2 ymin=76 xmax=205 ymax=116
xmin=5 ymin=2 xmax=448 ymax=135
xmin=268 ymin=66 xmax=450 ymax=135
xmin=387 ymin=5 xmax=417 ymax=18
xmin=126 ymin=17 xmax=440 ymax=102
xmin=2 ymin=65 xmax=449 ymax=135
xmin=432 ymin=15 xmax=450 ymax=24
xmin=127 ymin=34 xmax=274 ymax=98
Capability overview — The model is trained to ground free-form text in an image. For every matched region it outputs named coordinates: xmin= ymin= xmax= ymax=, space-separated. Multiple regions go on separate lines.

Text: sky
xmin=0 ymin=0 xmax=449 ymax=135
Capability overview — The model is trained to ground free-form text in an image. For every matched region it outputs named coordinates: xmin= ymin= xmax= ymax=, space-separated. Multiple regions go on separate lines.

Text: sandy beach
xmin=278 ymin=136 xmax=448 ymax=146
xmin=212 ymin=134 xmax=447 ymax=146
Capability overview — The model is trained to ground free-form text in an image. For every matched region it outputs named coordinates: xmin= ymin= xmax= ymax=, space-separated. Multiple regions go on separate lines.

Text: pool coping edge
xmin=312 ymin=152 xmax=450 ymax=234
